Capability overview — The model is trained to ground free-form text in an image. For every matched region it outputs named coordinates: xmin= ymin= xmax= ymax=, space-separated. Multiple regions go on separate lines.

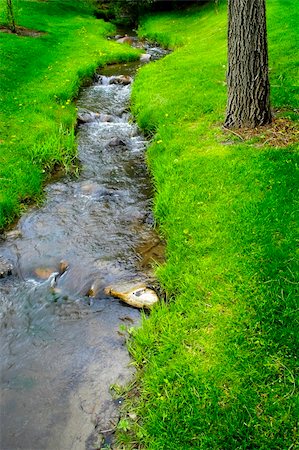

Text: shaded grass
xmin=0 ymin=0 xmax=140 ymax=229
xmin=116 ymin=1 xmax=299 ymax=448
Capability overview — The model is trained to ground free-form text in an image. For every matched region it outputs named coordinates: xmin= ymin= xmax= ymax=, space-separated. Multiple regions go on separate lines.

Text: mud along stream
xmin=0 ymin=43 xmax=166 ymax=449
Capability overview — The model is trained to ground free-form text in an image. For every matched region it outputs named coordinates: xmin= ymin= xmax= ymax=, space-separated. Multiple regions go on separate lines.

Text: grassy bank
xmin=117 ymin=1 xmax=299 ymax=448
xmin=0 ymin=0 xmax=140 ymax=230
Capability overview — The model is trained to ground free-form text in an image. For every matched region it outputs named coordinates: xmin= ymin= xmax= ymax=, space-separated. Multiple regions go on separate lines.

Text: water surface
xmin=0 ymin=50 xmax=164 ymax=449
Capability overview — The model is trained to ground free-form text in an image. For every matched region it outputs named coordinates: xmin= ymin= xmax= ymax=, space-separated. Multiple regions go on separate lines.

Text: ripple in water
xmin=0 ymin=49 xmax=165 ymax=449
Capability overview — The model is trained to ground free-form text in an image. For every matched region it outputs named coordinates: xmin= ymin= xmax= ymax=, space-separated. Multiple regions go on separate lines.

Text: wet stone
xmin=98 ymin=113 xmax=114 ymax=122
xmin=109 ymin=75 xmax=132 ymax=85
xmin=77 ymin=108 xmax=100 ymax=123
xmin=0 ymin=256 xmax=13 ymax=278
xmin=87 ymin=279 xmax=102 ymax=298
xmin=108 ymin=137 xmax=127 ymax=147
xmin=78 ymin=183 xmax=118 ymax=201
xmin=140 ymin=53 xmax=151 ymax=62
xmin=5 ymin=229 xmax=22 ymax=239
xmin=116 ymin=36 xmax=134 ymax=45
xmin=34 ymin=267 xmax=56 ymax=280
xmin=137 ymin=234 xmax=165 ymax=270
xmin=59 ymin=260 xmax=69 ymax=275
xmin=0 ymin=41 xmax=166 ymax=450
xmin=104 ymin=283 xmax=159 ymax=309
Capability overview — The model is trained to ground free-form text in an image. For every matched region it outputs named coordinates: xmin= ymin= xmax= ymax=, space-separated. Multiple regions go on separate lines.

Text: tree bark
xmin=224 ymin=0 xmax=272 ymax=129
xmin=6 ymin=0 xmax=16 ymax=33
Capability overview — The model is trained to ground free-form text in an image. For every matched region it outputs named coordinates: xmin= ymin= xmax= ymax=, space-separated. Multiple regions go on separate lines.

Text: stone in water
xmin=0 ymin=256 xmax=13 ymax=278
xmin=34 ymin=267 xmax=55 ymax=279
xmin=104 ymin=284 xmax=159 ymax=309
xmin=140 ymin=54 xmax=151 ymax=63
xmin=59 ymin=260 xmax=69 ymax=275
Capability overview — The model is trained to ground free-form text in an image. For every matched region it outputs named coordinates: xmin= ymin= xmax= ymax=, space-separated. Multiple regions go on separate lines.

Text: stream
xmin=0 ymin=40 xmax=166 ymax=450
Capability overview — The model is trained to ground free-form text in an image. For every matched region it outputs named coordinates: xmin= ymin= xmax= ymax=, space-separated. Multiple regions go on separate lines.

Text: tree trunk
xmin=6 ymin=0 xmax=16 ymax=33
xmin=224 ymin=0 xmax=272 ymax=129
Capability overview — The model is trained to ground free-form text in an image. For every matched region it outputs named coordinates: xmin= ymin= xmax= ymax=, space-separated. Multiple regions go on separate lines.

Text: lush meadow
xmin=0 ymin=0 xmax=139 ymax=229
xmin=117 ymin=1 xmax=299 ymax=448
xmin=1 ymin=0 xmax=298 ymax=447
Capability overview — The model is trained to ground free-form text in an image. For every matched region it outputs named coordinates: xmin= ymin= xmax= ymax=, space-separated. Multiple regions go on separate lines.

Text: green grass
xmin=0 ymin=0 xmax=140 ymax=229
xmin=116 ymin=1 xmax=299 ymax=448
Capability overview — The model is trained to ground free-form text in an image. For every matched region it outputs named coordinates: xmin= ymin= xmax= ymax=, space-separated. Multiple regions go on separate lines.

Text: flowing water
xmin=0 ymin=44 xmax=166 ymax=450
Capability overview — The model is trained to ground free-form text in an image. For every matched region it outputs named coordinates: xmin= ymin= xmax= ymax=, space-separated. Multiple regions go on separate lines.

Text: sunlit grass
xmin=0 ymin=0 xmax=140 ymax=229
xmin=116 ymin=1 xmax=299 ymax=448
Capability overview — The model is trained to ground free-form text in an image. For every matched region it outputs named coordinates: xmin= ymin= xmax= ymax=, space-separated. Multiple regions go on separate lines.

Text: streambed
xmin=0 ymin=42 xmax=166 ymax=449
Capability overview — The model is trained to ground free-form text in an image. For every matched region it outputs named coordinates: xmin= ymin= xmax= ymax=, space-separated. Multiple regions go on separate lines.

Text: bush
xmin=95 ymin=0 xmax=205 ymax=25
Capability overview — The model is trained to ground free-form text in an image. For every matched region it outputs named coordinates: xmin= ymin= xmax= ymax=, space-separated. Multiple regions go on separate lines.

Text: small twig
xmin=222 ymin=126 xmax=245 ymax=141
xmin=100 ymin=427 xmax=115 ymax=434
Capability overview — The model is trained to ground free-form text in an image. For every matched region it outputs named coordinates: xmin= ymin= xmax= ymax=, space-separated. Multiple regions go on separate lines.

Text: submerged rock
xmin=104 ymin=284 xmax=159 ymax=309
xmin=149 ymin=47 xmax=166 ymax=55
xmin=5 ymin=229 xmax=22 ymax=239
xmin=77 ymin=108 xmax=100 ymax=123
xmin=0 ymin=256 xmax=13 ymax=278
xmin=34 ymin=260 xmax=68 ymax=282
xmin=78 ymin=109 xmax=115 ymax=124
xmin=140 ymin=53 xmax=151 ymax=63
xmin=98 ymin=113 xmax=114 ymax=122
xmin=59 ymin=260 xmax=69 ymax=276
xmin=108 ymin=137 xmax=127 ymax=147
xmin=87 ymin=279 xmax=102 ymax=298
xmin=109 ymin=75 xmax=132 ymax=85
xmin=116 ymin=36 xmax=134 ymax=45
xmin=34 ymin=267 xmax=55 ymax=279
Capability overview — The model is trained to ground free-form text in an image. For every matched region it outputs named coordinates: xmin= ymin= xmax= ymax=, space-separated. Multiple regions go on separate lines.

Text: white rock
xmin=109 ymin=75 xmax=132 ymax=85
xmin=140 ymin=53 xmax=151 ymax=63
xmin=117 ymin=36 xmax=134 ymax=45
xmin=104 ymin=284 xmax=159 ymax=309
